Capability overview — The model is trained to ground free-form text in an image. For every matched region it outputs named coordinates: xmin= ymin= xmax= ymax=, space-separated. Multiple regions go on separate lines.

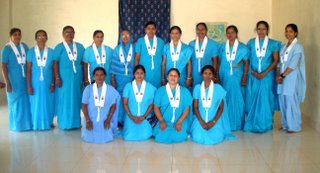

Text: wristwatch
xmin=280 ymin=73 xmax=286 ymax=79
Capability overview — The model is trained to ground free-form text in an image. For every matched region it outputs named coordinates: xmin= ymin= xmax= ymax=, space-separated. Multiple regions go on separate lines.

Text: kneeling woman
xmin=191 ymin=65 xmax=235 ymax=145
xmin=122 ymin=65 xmax=156 ymax=141
xmin=81 ymin=67 xmax=120 ymax=143
xmin=153 ymin=68 xmax=192 ymax=144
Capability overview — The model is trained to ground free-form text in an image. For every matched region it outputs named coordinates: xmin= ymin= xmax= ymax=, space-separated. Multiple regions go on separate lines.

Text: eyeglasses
xmin=64 ymin=31 xmax=75 ymax=35
xmin=37 ymin=36 xmax=47 ymax=40
xmin=121 ymin=34 xmax=130 ymax=38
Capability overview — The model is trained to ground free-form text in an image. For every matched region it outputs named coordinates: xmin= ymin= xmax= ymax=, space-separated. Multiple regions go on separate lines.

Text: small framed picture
xmin=206 ymin=22 xmax=227 ymax=43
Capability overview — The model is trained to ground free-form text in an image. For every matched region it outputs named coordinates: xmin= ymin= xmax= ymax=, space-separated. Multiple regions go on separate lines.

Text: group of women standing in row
xmin=1 ymin=20 xmax=306 ymax=145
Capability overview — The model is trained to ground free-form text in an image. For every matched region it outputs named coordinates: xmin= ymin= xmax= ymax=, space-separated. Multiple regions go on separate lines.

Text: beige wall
xmin=171 ymin=0 xmax=272 ymax=43
xmin=0 ymin=0 xmax=10 ymax=42
xmin=0 ymin=0 xmax=10 ymax=105
xmin=1 ymin=0 xmax=119 ymax=48
xmin=0 ymin=0 xmax=272 ymax=49
xmin=272 ymin=0 xmax=320 ymax=132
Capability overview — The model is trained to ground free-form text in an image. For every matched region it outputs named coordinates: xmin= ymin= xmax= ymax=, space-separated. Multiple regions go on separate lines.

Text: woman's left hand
xmin=132 ymin=116 xmax=141 ymax=124
xmin=174 ymin=122 xmax=182 ymax=132
xmin=257 ymin=72 xmax=266 ymax=80
xmin=251 ymin=70 xmax=259 ymax=79
xmin=136 ymin=116 xmax=145 ymax=124
xmin=84 ymin=81 xmax=90 ymax=87
xmin=27 ymin=87 xmax=33 ymax=95
xmin=160 ymin=121 xmax=167 ymax=131
xmin=55 ymin=78 xmax=62 ymax=88
xmin=49 ymin=84 xmax=55 ymax=93
xmin=241 ymin=76 xmax=247 ymax=86
xmin=207 ymin=120 xmax=216 ymax=130
xmin=161 ymin=79 xmax=166 ymax=86
xmin=0 ymin=82 xmax=6 ymax=89
xmin=213 ymin=75 xmax=220 ymax=83
xmin=199 ymin=120 xmax=208 ymax=130
xmin=185 ymin=78 xmax=192 ymax=88
xmin=104 ymin=119 xmax=111 ymax=129
xmin=86 ymin=120 xmax=93 ymax=130
xmin=111 ymin=79 xmax=117 ymax=89
xmin=276 ymin=76 xmax=283 ymax=84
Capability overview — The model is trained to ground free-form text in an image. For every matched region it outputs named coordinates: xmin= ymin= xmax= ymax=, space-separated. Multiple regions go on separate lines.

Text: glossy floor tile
xmin=0 ymin=106 xmax=320 ymax=173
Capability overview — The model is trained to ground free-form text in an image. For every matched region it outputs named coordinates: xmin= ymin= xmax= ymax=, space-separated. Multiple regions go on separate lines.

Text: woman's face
xmin=202 ymin=69 xmax=214 ymax=82
xmin=145 ymin=24 xmax=156 ymax=38
xmin=167 ymin=70 xmax=180 ymax=85
xmin=226 ymin=28 xmax=237 ymax=41
xmin=134 ymin=69 xmax=145 ymax=81
xmin=11 ymin=31 xmax=22 ymax=43
xmin=170 ymin=29 xmax=181 ymax=42
xmin=36 ymin=32 xmax=47 ymax=46
xmin=93 ymin=32 xmax=104 ymax=46
xmin=121 ymin=31 xmax=131 ymax=45
xmin=94 ymin=70 xmax=106 ymax=84
xmin=63 ymin=28 xmax=75 ymax=42
xmin=285 ymin=27 xmax=297 ymax=41
xmin=196 ymin=24 xmax=207 ymax=39
xmin=257 ymin=24 xmax=268 ymax=38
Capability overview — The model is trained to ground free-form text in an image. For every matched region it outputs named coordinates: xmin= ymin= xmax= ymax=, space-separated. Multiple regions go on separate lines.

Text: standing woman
xmin=26 ymin=30 xmax=55 ymax=130
xmin=161 ymin=26 xmax=193 ymax=87
xmin=276 ymin=24 xmax=306 ymax=133
xmin=191 ymin=65 xmax=235 ymax=145
xmin=83 ymin=30 xmax=113 ymax=85
xmin=153 ymin=68 xmax=192 ymax=144
xmin=1 ymin=28 xmax=32 ymax=131
xmin=82 ymin=67 xmax=119 ymax=143
xmin=218 ymin=25 xmax=249 ymax=131
xmin=189 ymin=22 xmax=220 ymax=88
xmin=122 ymin=65 xmax=156 ymax=141
xmin=135 ymin=21 xmax=165 ymax=88
xmin=110 ymin=30 xmax=135 ymax=124
xmin=53 ymin=25 xmax=85 ymax=130
xmin=244 ymin=21 xmax=280 ymax=133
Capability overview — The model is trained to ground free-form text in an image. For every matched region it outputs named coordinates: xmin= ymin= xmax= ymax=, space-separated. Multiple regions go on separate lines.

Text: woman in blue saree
xmin=83 ymin=30 xmax=113 ymax=85
xmin=110 ymin=30 xmax=135 ymax=124
xmin=189 ymin=23 xmax=220 ymax=88
xmin=134 ymin=21 xmax=165 ymax=88
xmin=191 ymin=65 xmax=236 ymax=145
xmin=53 ymin=26 xmax=85 ymax=130
xmin=218 ymin=25 xmax=249 ymax=131
xmin=153 ymin=68 xmax=192 ymax=144
xmin=26 ymin=30 xmax=55 ymax=130
xmin=244 ymin=21 xmax=280 ymax=133
xmin=122 ymin=65 xmax=156 ymax=141
xmin=161 ymin=26 xmax=192 ymax=87
xmin=1 ymin=28 xmax=32 ymax=131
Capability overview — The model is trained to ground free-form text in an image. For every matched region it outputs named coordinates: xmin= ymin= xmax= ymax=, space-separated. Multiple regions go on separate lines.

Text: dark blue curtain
xmin=119 ymin=0 xmax=171 ymax=43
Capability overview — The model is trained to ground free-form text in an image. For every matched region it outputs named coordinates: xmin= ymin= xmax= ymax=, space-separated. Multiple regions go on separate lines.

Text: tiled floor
xmin=0 ymin=105 xmax=320 ymax=173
